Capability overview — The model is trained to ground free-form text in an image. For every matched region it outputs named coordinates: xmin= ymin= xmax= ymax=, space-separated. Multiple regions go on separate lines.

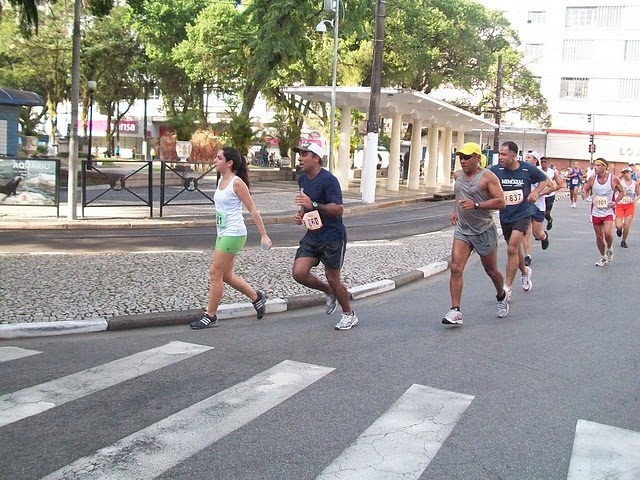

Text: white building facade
xmin=478 ymin=0 xmax=640 ymax=168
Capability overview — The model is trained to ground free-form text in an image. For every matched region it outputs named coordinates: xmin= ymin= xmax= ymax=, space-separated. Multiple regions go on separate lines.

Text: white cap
xmin=293 ymin=142 xmax=324 ymax=158
xmin=527 ymin=150 xmax=541 ymax=161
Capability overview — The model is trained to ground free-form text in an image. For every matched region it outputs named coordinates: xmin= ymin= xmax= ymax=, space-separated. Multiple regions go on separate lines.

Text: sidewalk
xmin=0 ymin=178 xmax=456 ymax=338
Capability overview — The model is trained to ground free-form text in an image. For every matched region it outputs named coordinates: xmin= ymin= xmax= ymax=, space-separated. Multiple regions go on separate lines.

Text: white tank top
xmin=213 ymin=176 xmax=247 ymax=237
xmin=591 ymin=174 xmax=614 ymax=218
xmin=619 ymin=178 xmax=637 ymax=204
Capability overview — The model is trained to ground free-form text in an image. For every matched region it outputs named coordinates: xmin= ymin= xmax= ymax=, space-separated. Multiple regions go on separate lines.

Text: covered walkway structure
xmin=282 ymin=86 xmax=496 ymax=202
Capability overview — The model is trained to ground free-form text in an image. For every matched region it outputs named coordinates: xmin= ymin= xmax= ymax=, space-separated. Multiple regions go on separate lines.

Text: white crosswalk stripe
xmin=41 ymin=360 xmax=334 ymax=480
xmin=567 ymin=419 xmax=640 ymax=479
xmin=316 ymin=384 xmax=474 ymax=480
xmin=0 ymin=346 xmax=41 ymax=363
xmin=0 ymin=341 xmax=212 ymax=428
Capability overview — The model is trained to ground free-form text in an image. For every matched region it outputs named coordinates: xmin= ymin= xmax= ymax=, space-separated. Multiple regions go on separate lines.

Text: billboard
xmin=0 ymin=158 xmax=59 ymax=206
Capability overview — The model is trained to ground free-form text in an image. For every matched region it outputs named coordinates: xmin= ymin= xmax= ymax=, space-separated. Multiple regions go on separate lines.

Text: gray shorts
xmin=454 ymin=224 xmax=499 ymax=257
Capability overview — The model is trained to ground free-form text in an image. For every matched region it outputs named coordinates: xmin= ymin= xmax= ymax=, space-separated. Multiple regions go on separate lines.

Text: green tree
xmin=0 ymin=3 xmax=72 ymax=142
xmin=81 ymin=5 xmax=146 ymax=153
xmin=127 ymin=0 xmax=209 ymax=117
xmin=174 ymin=0 xmax=319 ymax=153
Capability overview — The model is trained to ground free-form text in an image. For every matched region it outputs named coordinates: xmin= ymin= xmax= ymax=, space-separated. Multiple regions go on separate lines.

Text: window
xmin=527 ymin=11 xmax=546 ymax=24
xmin=597 ymin=6 xmax=623 ymax=28
xmin=619 ymin=79 xmax=640 ymax=101
xmin=562 ymin=39 xmax=594 ymax=61
xmin=625 ymin=40 xmax=640 ymax=62
xmin=525 ymin=43 xmax=544 ymax=59
xmin=560 ymin=77 xmax=589 ymax=99
xmin=566 ymin=7 xmax=596 ymax=27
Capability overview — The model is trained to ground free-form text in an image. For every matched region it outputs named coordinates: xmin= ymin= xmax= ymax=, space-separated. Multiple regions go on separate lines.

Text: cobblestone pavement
xmin=0 ymin=230 xmax=453 ymax=324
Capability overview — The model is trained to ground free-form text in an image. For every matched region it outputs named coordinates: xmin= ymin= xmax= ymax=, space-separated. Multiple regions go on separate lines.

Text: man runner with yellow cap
xmin=582 ymin=158 xmax=625 ymax=266
xmin=442 ymin=142 xmax=507 ymax=325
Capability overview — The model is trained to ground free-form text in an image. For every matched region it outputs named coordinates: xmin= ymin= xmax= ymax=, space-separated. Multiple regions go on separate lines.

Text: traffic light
xmin=588 ymin=144 xmax=596 ymax=154
xmin=589 ymin=134 xmax=594 ymax=143
xmin=587 ymin=114 xmax=592 ymax=123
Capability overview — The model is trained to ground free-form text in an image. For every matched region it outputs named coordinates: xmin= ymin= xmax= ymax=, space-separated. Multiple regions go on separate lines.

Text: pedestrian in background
xmin=291 ymin=142 xmax=358 ymax=330
xmin=190 ymin=147 xmax=272 ymax=329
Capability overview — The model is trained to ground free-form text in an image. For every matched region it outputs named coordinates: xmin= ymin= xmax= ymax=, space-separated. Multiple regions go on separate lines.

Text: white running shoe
xmin=497 ymin=289 xmax=510 ymax=318
xmin=335 ymin=311 xmax=359 ymax=330
xmin=442 ymin=309 xmax=463 ymax=325
xmin=521 ymin=266 xmax=532 ymax=292
xmin=595 ymin=256 xmax=608 ymax=267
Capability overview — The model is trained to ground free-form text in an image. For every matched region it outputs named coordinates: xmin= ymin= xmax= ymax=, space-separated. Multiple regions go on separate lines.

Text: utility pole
xmin=362 ymin=0 xmax=386 ymax=203
xmin=492 ymin=54 xmax=503 ymax=154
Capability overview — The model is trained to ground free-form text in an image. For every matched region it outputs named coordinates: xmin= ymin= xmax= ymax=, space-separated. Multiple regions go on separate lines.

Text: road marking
xmin=316 ymin=384 xmax=474 ymax=480
xmin=0 ymin=341 xmax=212 ymax=428
xmin=41 ymin=360 xmax=334 ymax=480
xmin=0 ymin=346 xmax=41 ymax=363
xmin=567 ymin=419 xmax=640 ymax=479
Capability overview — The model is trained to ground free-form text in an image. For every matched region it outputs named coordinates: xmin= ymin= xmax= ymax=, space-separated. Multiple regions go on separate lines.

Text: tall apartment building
xmin=477 ymin=0 xmax=640 ymax=167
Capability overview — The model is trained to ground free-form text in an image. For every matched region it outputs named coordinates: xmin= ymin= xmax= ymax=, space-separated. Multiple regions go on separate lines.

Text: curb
xmin=0 ymin=258 xmax=451 ymax=339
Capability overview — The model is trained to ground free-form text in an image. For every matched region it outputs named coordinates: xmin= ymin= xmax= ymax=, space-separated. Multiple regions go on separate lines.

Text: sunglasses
xmin=458 ymin=154 xmax=473 ymax=160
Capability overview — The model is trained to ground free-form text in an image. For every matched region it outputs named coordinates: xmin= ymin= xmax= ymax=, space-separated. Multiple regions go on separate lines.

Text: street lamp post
xmin=317 ymin=0 xmax=339 ymax=172
xmin=86 ymin=80 xmax=97 ymax=170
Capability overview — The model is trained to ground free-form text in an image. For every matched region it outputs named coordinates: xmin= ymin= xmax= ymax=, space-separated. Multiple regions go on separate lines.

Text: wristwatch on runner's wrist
xmin=312 ymin=201 xmax=319 ymax=209
xmin=474 ymin=202 xmax=480 ymax=210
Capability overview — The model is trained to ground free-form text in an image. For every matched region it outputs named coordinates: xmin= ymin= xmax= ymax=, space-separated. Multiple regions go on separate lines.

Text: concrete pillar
xmin=387 ymin=112 xmax=402 ymax=191
xmin=439 ymin=127 xmax=453 ymax=185
xmin=454 ymin=130 xmax=466 ymax=171
xmin=426 ymin=123 xmax=439 ymax=188
xmin=336 ymin=107 xmax=351 ymax=191
xmin=362 ymin=131 xmax=378 ymax=203
xmin=408 ymin=118 xmax=422 ymax=191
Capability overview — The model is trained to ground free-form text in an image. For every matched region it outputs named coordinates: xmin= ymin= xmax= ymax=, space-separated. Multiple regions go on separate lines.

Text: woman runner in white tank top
xmin=190 ymin=147 xmax=272 ymax=329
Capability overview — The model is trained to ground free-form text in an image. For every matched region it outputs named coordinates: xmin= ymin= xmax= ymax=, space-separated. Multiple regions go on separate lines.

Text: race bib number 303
xmin=504 ymin=189 xmax=524 ymax=206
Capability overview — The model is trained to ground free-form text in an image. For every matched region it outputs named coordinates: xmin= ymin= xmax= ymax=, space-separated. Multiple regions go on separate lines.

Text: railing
xmin=81 ymin=160 xmax=153 ymax=217
xmin=159 ymin=162 xmax=218 ymax=217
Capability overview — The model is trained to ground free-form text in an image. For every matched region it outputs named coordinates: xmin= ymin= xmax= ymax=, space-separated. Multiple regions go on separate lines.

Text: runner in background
xmin=615 ymin=166 xmax=640 ymax=248
xmin=581 ymin=158 xmax=625 ymax=266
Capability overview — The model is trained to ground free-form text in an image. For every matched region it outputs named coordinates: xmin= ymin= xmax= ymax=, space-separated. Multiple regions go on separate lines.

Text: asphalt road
xmin=0 ymin=201 xmax=455 ymax=253
xmin=1 ymin=198 xmax=639 ymax=479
